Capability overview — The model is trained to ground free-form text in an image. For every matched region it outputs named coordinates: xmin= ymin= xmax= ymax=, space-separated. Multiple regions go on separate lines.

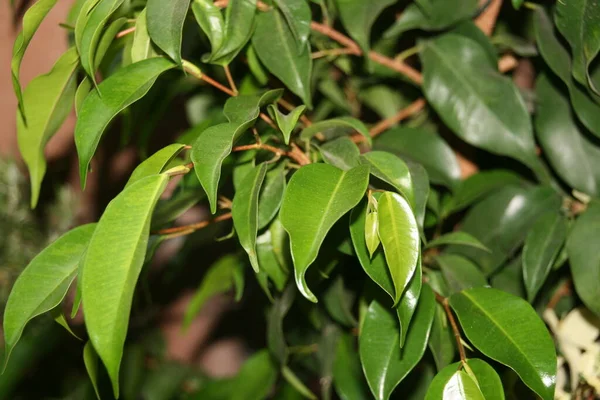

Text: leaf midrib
xmin=274 ymin=10 xmax=303 ymax=92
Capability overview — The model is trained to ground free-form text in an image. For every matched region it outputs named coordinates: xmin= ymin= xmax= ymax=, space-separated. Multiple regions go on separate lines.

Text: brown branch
xmin=223 ymin=65 xmax=238 ymax=95
xmin=214 ymin=0 xmax=270 ymax=11
xmin=498 ymin=54 xmax=519 ymax=73
xmin=434 ymin=291 xmax=467 ymax=363
xmin=233 ymin=143 xmax=310 ymax=166
xmin=366 ymin=98 xmax=427 ymax=139
xmin=116 ymin=26 xmax=136 ymax=38
xmin=547 ymin=280 xmax=572 ymax=310
xmin=312 ymin=47 xmax=357 ymax=59
xmin=154 ymin=212 xmax=233 ymax=238
xmin=475 ymin=0 xmax=503 ymax=36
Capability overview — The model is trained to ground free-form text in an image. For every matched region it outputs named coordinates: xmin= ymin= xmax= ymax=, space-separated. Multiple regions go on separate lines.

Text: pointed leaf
xmin=3 ymin=224 xmax=95 ymax=366
xmin=426 ymin=232 xmax=490 ymax=252
xmin=280 ymin=164 xmax=370 ymax=302
xmin=209 ymin=0 xmax=257 ymax=64
xmin=365 ymin=211 xmax=380 ymax=258
xmin=377 ymin=192 xmax=420 ymax=305
xmin=258 ymin=163 xmax=286 ymax=229
xmin=273 ymin=0 xmax=311 ymax=51
xmin=253 ymin=7 xmax=312 ymax=107
xmin=425 ymin=362 xmax=461 ymax=400
xmin=396 ymin=257 xmax=422 ymax=348
xmin=361 ymin=151 xmax=414 ymax=206
xmin=435 ymin=254 xmax=487 ymax=294
xmin=132 ymin=8 xmax=159 ymax=63
xmin=192 ymin=0 xmax=225 ymax=56
xmin=268 ymin=104 xmax=306 ymax=144
xmin=323 ymin=276 xmax=357 ymax=327
xmin=333 ymin=333 xmax=369 ymax=400
xmin=126 ymin=143 xmax=185 ymax=187
xmin=446 ymin=170 xmax=521 ymax=214
xmin=267 ymin=284 xmax=295 ymax=365
xmin=319 ymin=136 xmax=361 ymax=171
xmin=76 ymin=58 xmax=175 ymax=189
xmin=17 ymin=48 xmax=79 ymax=208
xmin=82 ymin=174 xmax=169 ymax=397
xmin=449 ymin=287 xmax=556 ymax=400
xmin=146 ymin=0 xmax=191 ymax=64
xmin=257 ymin=229 xmax=289 ymax=292
xmin=360 ymin=285 xmax=436 ymax=400
xmin=231 ymin=350 xmax=278 ymax=400
xmin=443 ymin=370 xmax=486 ymax=400
xmin=300 ymin=117 xmax=370 ymax=144
xmin=84 ymin=342 xmax=101 ymax=400
xmin=467 ymin=358 xmax=505 ymax=400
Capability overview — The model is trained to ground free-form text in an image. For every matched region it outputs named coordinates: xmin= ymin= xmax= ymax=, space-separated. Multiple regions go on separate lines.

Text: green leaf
xmin=434 ymin=254 xmax=488 ymax=294
xmin=233 ymin=163 xmax=268 ymax=272
xmin=396 ymin=257 xmax=422 ymax=348
xmin=365 ymin=211 xmax=380 ymax=258
xmin=300 ymin=117 xmax=370 ymax=144
xmin=425 ymin=362 xmax=461 ymax=400
xmin=490 ymin=256 xmax=526 ymax=299
xmin=282 ymin=366 xmax=318 ymax=399
xmin=467 ymin=358 xmax=505 ymax=400
xmin=192 ymin=0 xmax=225 ymax=57
xmin=377 ymin=192 xmax=420 ymax=305
xmin=273 ymin=0 xmax=311 ymax=51
xmin=257 ymin=230 xmax=289 ymax=293
xmin=126 ymin=143 xmax=185 ymax=187
xmin=333 ymin=333 xmax=369 ymax=400
xmin=360 ymin=285 xmax=436 ymax=400
xmin=374 ymin=127 xmax=461 ymax=190
xmin=267 ymin=284 xmax=295 ymax=365
xmin=428 ymin=305 xmax=455 ymax=370
xmin=449 ymin=288 xmax=556 ymax=400
xmin=96 ymin=17 xmax=128 ymax=67
xmin=361 ymin=151 xmax=414 ymax=207
xmin=334 ymin=0 xmax=395 ymax=57
xmin=258 ymin=162 xmax=286 ymax=229
xmin=231 ymin=350 xmax=278 ymax=400
xmin=350 ymin=197 xmax=394 ymax=300
xmin=280 ymin=164 xmax=370 ymax=302
xmin=268 ymin=104 xmax=306 ymax=144
xmin=75 ymin=78 xmax=92 ymax=116
xmin=82 ymin=174 xmax=169 ymax=397
xmin=512 ymin=0 xmax=524 ymax=9
xmin=443 ymin=370 xmax=486 ymax=400
xmin=426 ymin=232 xmax=490 ymax=252
xmin=323 ymin=276 xmax=357 ymax=327
xmin=83 ymin=342 xmax=101 ymax=400
xmin=3 ymin=224 xmax=95 ymax=366
xmin=183 ymin=255 xmax=243 ymax=328
xmin=132 ymin=8 xmax=159 ymax=63
xmin=12 ymin=0 xmax=58 ymax=121
xmin=522 ymin=211 xmax=567 ymax=303
xmin=566 ymin=201 xmax=600 ymax=317
xmin=146 ymin=0 xmax=191 ymax=64
xmin=252 ymin=7 xmax=312 ymax=107
xmin=76 ymin=0 xmax=124 ymax=84
xmin=422 ymin=33 xmax=545 ymax=180
xmin=535 ymin=73 xmax=600 ymax=197
xmin=76 ymin=58 xmax=176 ymax=189
xmin=554 ymin=0 xmax=600 ymax=88
xmin=17 ymin=48 xmax=79 ymax=208
xmin=209 ymin=0 xmax=257 ymax=65
xmin=406 ymin=161 xmax=430 ymax=236
xmin=319 ymin=136 xmax=361 ymax=171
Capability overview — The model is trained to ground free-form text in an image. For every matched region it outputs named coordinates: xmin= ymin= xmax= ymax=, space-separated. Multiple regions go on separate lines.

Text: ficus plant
xmin=4 ymin=0 xmax=600 ymax=398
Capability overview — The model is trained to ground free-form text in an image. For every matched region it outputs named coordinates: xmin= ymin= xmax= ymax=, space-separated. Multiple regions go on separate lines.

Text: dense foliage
xmin=4 ymin=0 xmax=600 ymax=398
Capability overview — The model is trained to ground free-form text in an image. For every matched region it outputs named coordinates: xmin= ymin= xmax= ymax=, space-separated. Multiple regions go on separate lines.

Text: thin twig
xmin=498 ymin=54 xmax=519 ymax=73
xmin=547 ymin=280 xmax=572 ymax=310
xmin=223 ymin=65 xmax=238 ymax=95
xmin=366 ymin=98 xmax=427 ymax=139
xmin=233 ymin=143 xmax=309 ymax=166
xmin=116 ymin=26 xmax=136 ymax=38
xmin=434 ymin=291 xmax=467 ymax=363
xmin=311 ymin=47 xmax=356 ymax=59
xmin=154 ymin=212 xmax=233 ymax=238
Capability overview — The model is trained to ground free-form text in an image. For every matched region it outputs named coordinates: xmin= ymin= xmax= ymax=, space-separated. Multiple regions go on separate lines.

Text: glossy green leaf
xmin=147 ymin=0 xmax=191 ymax=64
xmin=425 ymin=362 xmax=461 ymax=400
xmin=253 ymin=7 xmax=312 ymax=107
xmin=490 ymin=256 xmax=526 ymax=299
xmin=365 ymin=211 xmax=380 ymax=258
xmin=258 ymin=163 xmax=286 ymax=229
xmin=374 ymin=127 xmax=461 ymax=190
xmin=191 ymin=89 xmax=282 ymax=213
xmin=76 ymin=58 xmax=175 ymax=189
xmin=267 ymin=284 xmax=295 ymax=364
xmin=535 ymin=73 xmax=600 ymax=197
xmin=334 ymin=0 xmax=395 ymax=57
xmin=268 ymin=104 xmax=306 ymax=144
xmin=360 ymin=285 xmax=435 ymax=400
xmin=333 ymin=333 xmax=369 ymax=400
xmin=566 ymin=201 xmax=600 ymax=317
xmin=12 ymin=0 xmax=58 ymax=120
xmin=273 ymin=0 xmax=311 ymax=51
xmin=183 ymin=255 xmax=244 ymax=328
xmin=192 ymin=0 xmax=225 ymax=57
xmin=435 ymin=254 xmax=487 ymax=294
xmin=422 ymin=33 xmax=545 ymax=180
xmin=377 ymin=192 xmax=420 ymax=305
xmin=83 ymin=341 xmax=101 ymax=400
xmin=82 ymin=174 xmax=169 ymax=397
xmin=300 ymin=117 xmax=370 ymax=144
xmin=426 ymin=232 xmax=490 ymax=252
xmin=256 ymin=230 xmax=289 ymax=293
xmin=3 ymin=224 xmax=95 ymax=366
xmin=522 ymin=211 xmax=567 ymax=303
xmin=319 ymin=136 xmax=361 ymax=171
xmin=126 ymin=143 xmax=185 ymax=187
xmin=361 ymin=151 xmax=414 ymax=206
xmin=280 ymin=164 xmax=370 ymax=302
xmin=76 ymin=0 xmax=124 ymax=84
xmin=231 ymin=350 xmax=278 ymax=400
xmin=428 ymin=304 xmax=455 ymax=370
xmin=443 ymin=370 xmax=486 ymax=400
xmin=233 ymin=163 xmax=267 ymax=272
xmin=282 ymin=366 xmax=318 ymax=400
xmin=406 ymin=161 xmax=430 ymax=236
xmin=467 ymin=358 xmax=505 ymax=400
xmin=75 ymin=78 xmax=92 ymax=117
xmin=323 ymin=276 xmax=357 ymax=327
xmin=209 ymin=0 xmax=257 ymax=64
xmin=396 ymin=257 xmax=422 ymax=348
xmin=449 ymin=288 xmax=556 ymax=400
xmin=554 ymin=0 xmax=600 ymax=87
xmin=17 ymin=47 xmax=79 ymax=208
xmin=132 ymin=8 xmax=159 ymax=63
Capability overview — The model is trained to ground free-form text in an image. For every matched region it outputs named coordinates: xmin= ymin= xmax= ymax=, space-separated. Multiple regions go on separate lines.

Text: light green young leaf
xmin=258 ymin=162 xmax=286 ymax=229
xmin=333 ymin=333 xmax=369 ymax=400
xmin=231 ymin=350 xmax=278 ymax=400
xmin=422 ymin=33 xmax=546 ymax=181
xmin=12 ymin=0 xmax=58 ymax=121
xmin=273 ymin=0 xmax=311 ymax=51
xmin=84 ymin=342 xmax=101 ymax=400
xmin=17 ymin=47 xmax=79 ymax=208
xmin=566 ymin=201 xmax=600 ymax=317
xmin=209 ymin=0 xmax=257 ymax=65
xmin=126 ymin=143 xmax=185 ymax=187
xmin=268 ymin=104 xmax=306 ymax=144
xmin=319 ymin=136 xmax=361 ymax=171
xmin=361 ymin=151 xmax=414 ymax=206
xmin=52 ymin=307 xmax=82 ymax=341
xmin=82 ymin=174 xmax=169 ymax=398
xmin=435 ymin=254 xmax=487 ymax=294
xmin=425 ymin=362 xmax=461 ymax=400
xmin=443 ymin=370 xmax=486 ymax=400
xmin=280 ymin=164 xmax=370 ymax=302
xmin=147 ymin=0 xmax=191 ymax=64
xmin=183 ymin=255 xmax=244 ymax=328
xmin=282 ymin=366 xmax=318 ymax=400
xmin=449 ymin=287 xmax=556 ymax=400
xmin=300 ymin=117 xmax=370 ymax=145
xmin=192 ymin=0 xmax=225 ymax=55
xmin=76 ymin=58 xmax=176 ymax=189
xmin=3 ymin=224 xmax=95 ymax=367
xmin=233 ymin=163 xmax=268 ymax=272
xmin=360 ymin=285 xmax=435 ymax=400
xmin=132 ymin=8 xmax=159 ymax=63
xmin=523 ymin=211 xmax=567 ymax=303
xmin=191 ymin=89 xmax=283 ymax=213
xmin=377 ymin=192 xmax=420 ymax=305
xmin=365 ymin=211 xmax=380 ymax=258
xmin=257 ymin=229 xmax=289 ymax=293
xmin=396 ymin=257 xmax=422 ymax=348
xmin=425 ymin=232 xmax=490 ymax=252
xmin=253 ymin=6 xmax=313 ymax=107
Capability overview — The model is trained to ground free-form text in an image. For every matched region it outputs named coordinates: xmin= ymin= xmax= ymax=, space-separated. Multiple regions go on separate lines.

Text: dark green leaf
xmin=83 ymin=342 xmax=101 ymax=400
xmin=428 ymin=304 xmax=455 ymax=370
xmin=267 ymin=284 xmax=295 ymax=364
xmin=449 ymin=288 xmax=556 ymax=400
xmin=268 ymin=104 xmax=306 ymax=144
xmin=231 ymin=350 xmax=278 ymax=400
xmin=147 ymin=0 xmax=191 ymax=64
xmin=258 ymin=163 xmax=287 ymax=229
xmin=76 ymin=58 xmax=176 ymax=189
xmin=191 ymin=0 xmax=225 ymax=57
xmin=467 ymin=358 xmax=505 ymax=400
xmin=490 ymin=256 xmax=526 ymax=299
xmin=282 ymin=366 xmax=318 ymax=399
xmin=333 ymin=333 xmax=369 ymax=400
xmin=361 ymin=151 xmax=414 ymax=206
xmin=444 ymin=370 xmax=486 ymax=399
xmin=406 ymin=161 xmax=430 ymax=236
xmin=209 ymin=0 xmax=257 ymax=65
xmin=126 ymin=143 xmax=185 ymax=187
xmin=273 ymin=0 xmax=311 ymax=51
xmin=435 ymin=254 xmax=488 ymax=294
xmin=424 ymin=362 xmax=461 ymax=400
xmin=426 ymin=232 xmax=490 ymax=252
xmin=132 ymin=8 xmax=159 ymax=63
xmin=319 ymin=136 xmax=361 ymax=171
xmin=323 ymin=276 xmax=357 ymax=327
xmin=396 ymin=257 xmax=422 ymax=348
xmin=512 ymin=0 xmax=524 ymax=9
xmin=280 ymin=164 xmax=370 ymax=302
xmin=300 ymin=117 xmax=370 ymax=144
xmin=257 ymin=229 xmax=289 ymax=292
